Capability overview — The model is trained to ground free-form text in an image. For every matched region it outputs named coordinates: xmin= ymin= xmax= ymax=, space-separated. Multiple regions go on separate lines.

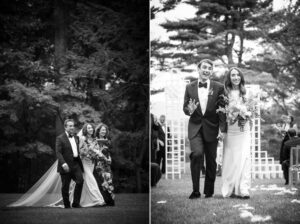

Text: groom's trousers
xmin=189 ymin=127 xmax=218 ymax=195
xmin=60 ymin=159 xmax=84 ymax=207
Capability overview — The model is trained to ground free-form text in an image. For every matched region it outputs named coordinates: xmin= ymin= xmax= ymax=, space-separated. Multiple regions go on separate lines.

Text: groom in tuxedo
xmin=56 ymin=119 xmax=84 ymax=208
xmin=183 ymin=59 xmax=226 ymax=199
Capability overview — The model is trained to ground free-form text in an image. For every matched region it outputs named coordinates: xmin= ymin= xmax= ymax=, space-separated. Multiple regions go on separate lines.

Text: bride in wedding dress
xmin=8 ymin=123 xmax=105 ymax=208
xmin=221 ymin=67 xmax=252 ymax=199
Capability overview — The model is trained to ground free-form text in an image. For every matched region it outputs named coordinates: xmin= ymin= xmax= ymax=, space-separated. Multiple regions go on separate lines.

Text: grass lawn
xmin=151 ymin=164 xmax=300 ymax=224
xmin=0 ymin=194 xmax=149 ymax=224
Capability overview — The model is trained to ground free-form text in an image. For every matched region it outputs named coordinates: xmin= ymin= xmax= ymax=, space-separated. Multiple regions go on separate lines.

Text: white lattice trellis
xmin=165 ymin=76 xmax=188 ymax=179
xmin=247 ymin=85 xmax=283 ymax=179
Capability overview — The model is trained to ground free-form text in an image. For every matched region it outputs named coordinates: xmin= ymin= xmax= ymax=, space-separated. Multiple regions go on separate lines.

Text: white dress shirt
xmin=198 ymin=79 xmax=210 ymax=115
xmin=66 ymin=131 xmax=78 ymax=157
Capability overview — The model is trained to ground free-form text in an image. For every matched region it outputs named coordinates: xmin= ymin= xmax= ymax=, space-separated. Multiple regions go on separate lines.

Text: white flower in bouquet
xmin=217 ymin=94 xmax=259 ymax=131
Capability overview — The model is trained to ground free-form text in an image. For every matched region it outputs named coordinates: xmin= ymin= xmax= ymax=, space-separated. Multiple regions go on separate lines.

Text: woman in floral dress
xmin=94 ymin=123 xmax=115 ymax=206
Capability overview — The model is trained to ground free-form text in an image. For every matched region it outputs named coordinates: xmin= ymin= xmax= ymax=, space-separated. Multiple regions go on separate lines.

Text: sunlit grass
xmin=151 ymin=168 xmax=300 ymax=224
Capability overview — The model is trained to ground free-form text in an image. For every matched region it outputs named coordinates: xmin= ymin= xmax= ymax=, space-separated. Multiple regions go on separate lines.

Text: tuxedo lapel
xmin=63 ymin=133 xmax=72 ymax=150
xmin=63 ymin=133 xmax=80 ymax=156
xmin=191 ymin=81 xmax=203 ymax=116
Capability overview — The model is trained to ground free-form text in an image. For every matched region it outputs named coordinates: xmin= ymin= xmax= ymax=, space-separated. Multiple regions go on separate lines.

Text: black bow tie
xmin=198 ymin=82 xmax=207 ymax=88
xmin=68 ymin=134 xmax=73 ymax=138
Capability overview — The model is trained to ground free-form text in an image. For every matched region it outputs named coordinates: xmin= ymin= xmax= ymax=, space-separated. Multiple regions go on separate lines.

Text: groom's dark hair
xmin=197 ymin=59 xmax=214 ymax=69
xmin=64 ymin=119 xmax=75 ymax=128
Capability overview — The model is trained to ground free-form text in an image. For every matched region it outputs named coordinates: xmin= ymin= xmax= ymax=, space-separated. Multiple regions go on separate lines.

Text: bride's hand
xmin=217 ymin=132 xmax=224 ymax=141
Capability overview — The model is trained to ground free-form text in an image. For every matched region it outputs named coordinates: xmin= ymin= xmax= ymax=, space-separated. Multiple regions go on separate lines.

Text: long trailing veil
xmin=7 ymin=131 xmax=84 ymax=207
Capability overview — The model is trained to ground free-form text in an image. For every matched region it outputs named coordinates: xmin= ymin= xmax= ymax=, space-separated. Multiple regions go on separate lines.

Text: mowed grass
xmin=0 ymin=194 xmax=149 ymax=224
xmin=151 ymin=166 xmax=300 ymax=224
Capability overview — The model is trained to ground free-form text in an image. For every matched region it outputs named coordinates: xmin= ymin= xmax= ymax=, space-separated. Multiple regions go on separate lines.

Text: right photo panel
xmin=150 ymin=0 xmax=300 ymax=223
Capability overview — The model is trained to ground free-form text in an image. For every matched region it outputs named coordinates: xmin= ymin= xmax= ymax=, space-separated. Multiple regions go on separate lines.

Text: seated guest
xmin=281 ymin=129 xmax=297 ymax=185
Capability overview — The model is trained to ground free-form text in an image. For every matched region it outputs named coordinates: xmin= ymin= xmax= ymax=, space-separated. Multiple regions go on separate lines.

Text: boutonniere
xmin=208 ymin=89 xmax=214 ymax=96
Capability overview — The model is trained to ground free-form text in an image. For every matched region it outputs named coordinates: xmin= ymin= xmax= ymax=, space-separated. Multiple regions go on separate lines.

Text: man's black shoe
xmin=239 ymin=195 xmax=250 ymax=199
xmin=189 ymin=191 xmax=201 ymax=199
xmin=229 ymin=194 xmax=237 ymax=198
xmin=72 ymin=204 xmax=82 ymax=208
xmin=205 ymin=194 xmax=213 ymax=198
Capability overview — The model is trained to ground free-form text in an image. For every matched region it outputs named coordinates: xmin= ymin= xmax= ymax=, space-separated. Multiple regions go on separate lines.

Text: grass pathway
xmin=0 ymin=194 xmax=149 ymax=224
xmin=151 ymin=164 xmax=300 ymax=224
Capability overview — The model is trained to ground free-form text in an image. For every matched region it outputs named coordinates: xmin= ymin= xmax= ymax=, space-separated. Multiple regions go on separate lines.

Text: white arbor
xmin=164 ymin=76 xmax=188 ymax=179
xmin=247 ymin=85 xmax=283 ymax=179
xmin=164 ymin=78 xmax=282 ymax=179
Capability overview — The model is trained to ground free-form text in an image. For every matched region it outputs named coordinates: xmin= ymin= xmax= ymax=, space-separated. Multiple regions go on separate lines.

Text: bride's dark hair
xmin=82 ymin=123 xmax=95 ymax=137
xmin=224 ymin=67 xmax=246 ymax=97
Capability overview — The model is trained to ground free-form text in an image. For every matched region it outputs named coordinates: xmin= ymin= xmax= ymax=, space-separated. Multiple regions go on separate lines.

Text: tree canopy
xmin=0 ymin=0 xmax=149 ymax=193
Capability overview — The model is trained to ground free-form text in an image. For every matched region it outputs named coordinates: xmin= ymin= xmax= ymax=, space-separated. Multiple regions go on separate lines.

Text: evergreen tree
xmin=152 ymin=0 xmax=272 ymax=69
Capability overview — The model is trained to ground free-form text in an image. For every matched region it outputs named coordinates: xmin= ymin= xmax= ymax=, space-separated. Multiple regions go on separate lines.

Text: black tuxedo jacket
xmin=56 ymin=132 xmax=84 ymax=173
xmin=183 ymin=80 xmax=226 ymax=142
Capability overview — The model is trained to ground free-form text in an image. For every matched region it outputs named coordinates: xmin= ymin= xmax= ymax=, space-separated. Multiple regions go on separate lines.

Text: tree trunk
xmin=226 ymin=33 xmax=235 ymax=65
xmin=238 ymin=14 xmax=244 ymax=66
xmin=54 ymin=0 xmax=68 ymax=74
xmin=238 ymin=33 xmax=244 ymax=66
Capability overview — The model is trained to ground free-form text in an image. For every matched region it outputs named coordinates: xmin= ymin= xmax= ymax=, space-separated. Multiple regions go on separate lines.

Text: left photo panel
xmin=0 ymin=0 xmax=149 ymax=224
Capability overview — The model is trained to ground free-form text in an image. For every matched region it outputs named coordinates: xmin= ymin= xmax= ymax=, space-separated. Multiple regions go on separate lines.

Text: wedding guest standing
xmin=94 ymin=123 xmax=115 ymax=206
xmin=156 ymin=115 xmax=168 ymax=174
xmin=281 ymin=129 xmax=297 ymax=185
xmin=277 ymin=115 xmax=298 ymax=137
xmin=279 ymin=115 xmax=298 ymax=170
xmin=151 ymin=113 xmax=161 ymax=187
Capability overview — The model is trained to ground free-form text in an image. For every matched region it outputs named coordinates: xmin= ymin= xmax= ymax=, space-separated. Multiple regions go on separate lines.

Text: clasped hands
xmin=187 ymin=98 xmax=199 ymax=115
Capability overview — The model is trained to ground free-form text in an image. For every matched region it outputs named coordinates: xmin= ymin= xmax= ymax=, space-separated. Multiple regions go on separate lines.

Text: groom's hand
xmin=62 ymin=163 xmax=70 ymax=172
xmin=188 ymin=98 xmax=199 ymax=115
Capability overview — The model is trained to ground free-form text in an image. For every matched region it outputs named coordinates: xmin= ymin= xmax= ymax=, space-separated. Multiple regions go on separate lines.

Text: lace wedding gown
xmin=8 ymin=145 xmax=105 ymax=207
xmin=221 ymin=90 xmax=251 ymax=197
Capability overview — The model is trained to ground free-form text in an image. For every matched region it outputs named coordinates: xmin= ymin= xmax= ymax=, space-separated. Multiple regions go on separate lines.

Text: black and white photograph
xmin=0 ymin=0 xmax=149 ymax=224
xmin=150 ymin=0 xmax=300 ymax=223
xmin=1 ymin=0 xmax=300 ymax=223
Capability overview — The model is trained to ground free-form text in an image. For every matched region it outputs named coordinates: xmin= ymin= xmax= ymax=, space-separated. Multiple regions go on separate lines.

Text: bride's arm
xmin=218 ymin=85 xmax=227 ymax=133
xmin=79 ymin=137 xmax=88 ymax=157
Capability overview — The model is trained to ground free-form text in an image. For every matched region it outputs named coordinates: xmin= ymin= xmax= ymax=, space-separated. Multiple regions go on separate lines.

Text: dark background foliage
xmin=0 ymin=0 xmax=149 ymax=193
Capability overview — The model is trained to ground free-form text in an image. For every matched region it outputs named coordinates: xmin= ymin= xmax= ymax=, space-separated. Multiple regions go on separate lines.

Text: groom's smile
xmin=198 ymin=62 xmax=213 ymax=82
